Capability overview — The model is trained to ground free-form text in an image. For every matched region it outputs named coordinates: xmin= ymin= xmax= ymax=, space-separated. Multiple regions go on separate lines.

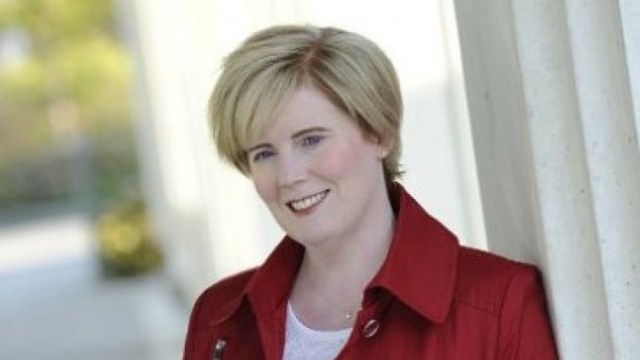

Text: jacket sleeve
xmin=497 ymin=266 xmax=559 ymax=360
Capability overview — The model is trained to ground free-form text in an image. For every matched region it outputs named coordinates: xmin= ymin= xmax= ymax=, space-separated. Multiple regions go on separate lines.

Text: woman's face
xmin=246 ymin=85 xmax=388 ymax=246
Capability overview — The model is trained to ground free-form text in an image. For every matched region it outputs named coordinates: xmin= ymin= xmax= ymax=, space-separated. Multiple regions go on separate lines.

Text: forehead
xmin=247 ymin=85 xmax=355 ymax=144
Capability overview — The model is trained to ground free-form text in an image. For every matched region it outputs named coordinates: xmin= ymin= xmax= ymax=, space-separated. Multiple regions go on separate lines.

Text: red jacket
xmin=183 ymin=185 xmax=558 ymax=359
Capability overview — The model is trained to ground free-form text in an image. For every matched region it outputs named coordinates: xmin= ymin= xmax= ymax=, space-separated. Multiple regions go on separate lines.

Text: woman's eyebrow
xmin=291 ymin=127 xmax=329 ymax=139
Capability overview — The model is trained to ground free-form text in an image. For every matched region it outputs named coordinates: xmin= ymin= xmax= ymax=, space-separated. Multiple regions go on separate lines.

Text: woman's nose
xmin=277 ymin=153 xmax=306 ymax=187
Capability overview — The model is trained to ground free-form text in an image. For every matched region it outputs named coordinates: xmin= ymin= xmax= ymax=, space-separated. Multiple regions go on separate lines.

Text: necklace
xmin=304 ymin=277 xmax=362 ymax=325
xmin=344 ymin=311 xmax=356 ymax=323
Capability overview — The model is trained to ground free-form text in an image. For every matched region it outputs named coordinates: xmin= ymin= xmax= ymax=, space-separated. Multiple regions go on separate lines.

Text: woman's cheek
xmin=313 ymin=143 xmax=359 ymax=179
xmin=252 ymin=170 xmax=277 ymax=203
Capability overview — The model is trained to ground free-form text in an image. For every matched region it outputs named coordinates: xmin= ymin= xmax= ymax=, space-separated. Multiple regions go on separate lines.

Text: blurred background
xmin=0 ymin=0 xmax=483 ymax=358
xmin=0 ymin=1 xmax=185 ymax=359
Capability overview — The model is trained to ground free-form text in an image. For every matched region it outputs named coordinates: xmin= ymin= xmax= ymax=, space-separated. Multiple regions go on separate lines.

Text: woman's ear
xmin=376 ymin=136 xmax=393 ymax=159
xmin=364 ymin=131 xmax=392 ymax=158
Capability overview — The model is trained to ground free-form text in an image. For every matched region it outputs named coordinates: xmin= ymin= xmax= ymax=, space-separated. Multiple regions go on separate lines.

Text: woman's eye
xmin=301 ymin=135 xmax=323 ymax=147
xmin=252 ymin=150 xmax=274 ymax=162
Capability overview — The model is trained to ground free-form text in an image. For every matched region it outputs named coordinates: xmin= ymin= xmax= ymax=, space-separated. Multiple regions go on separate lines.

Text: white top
xmin=283 ymin=302 xmax=352 ymax=360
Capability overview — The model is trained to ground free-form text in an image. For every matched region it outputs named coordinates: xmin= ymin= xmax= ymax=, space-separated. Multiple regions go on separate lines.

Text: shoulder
xmin=183 ymin=269 xmax=258 ymax=358
xmin=188 ymin=268 xmax=257 ymax=328
xmin=198 ymin=268 xmax=257 ymax=304
xmin=453 ymin=248 xmax=558 ymax=357
xmin=454 ymin=246 xmax=544 ymax=316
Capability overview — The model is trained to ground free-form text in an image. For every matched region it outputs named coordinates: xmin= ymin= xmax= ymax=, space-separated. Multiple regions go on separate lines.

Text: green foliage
xmin=0 ymin=1 xmax=150 ymax=276
xmin=96 ymin=198 xmax=164 ymax=277
xmin=0 ymin=0 xmax=137 ymax=211
xmin=0 ymin=0 xmax=115 ymax=47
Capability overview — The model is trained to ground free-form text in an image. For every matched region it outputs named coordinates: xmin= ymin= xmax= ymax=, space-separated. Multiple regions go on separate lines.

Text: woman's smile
xmin=287 ymin=190 xmax=330 ymax=213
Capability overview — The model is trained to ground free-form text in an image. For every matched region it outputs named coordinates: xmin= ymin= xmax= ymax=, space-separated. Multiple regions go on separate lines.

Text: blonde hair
xmin=209 ymin=24 xmax=403 ymax=181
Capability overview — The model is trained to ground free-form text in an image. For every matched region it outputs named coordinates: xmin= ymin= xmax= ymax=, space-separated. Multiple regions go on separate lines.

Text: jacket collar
xmin=213 ymin=183 xmax=459 ymax=325
xmin=368 ymin=184 xmax=459 ymax=323
xmin=207 ymin=238 xmax=303 ymax=326
xmin=245 ymin=237 xmax=304 ymax=321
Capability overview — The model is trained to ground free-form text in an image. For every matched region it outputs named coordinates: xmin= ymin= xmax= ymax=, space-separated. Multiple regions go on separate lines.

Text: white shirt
xmin=283 ymin=302 xmax=352 ymax=360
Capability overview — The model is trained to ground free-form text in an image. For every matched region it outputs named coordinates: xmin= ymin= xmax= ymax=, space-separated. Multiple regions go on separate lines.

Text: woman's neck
xmin=290 ymin=185 xmax=395 ymax=330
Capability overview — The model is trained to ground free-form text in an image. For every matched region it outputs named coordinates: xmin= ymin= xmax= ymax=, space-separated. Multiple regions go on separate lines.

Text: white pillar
xmin=454 ymin=0 xmax=640 ymax=358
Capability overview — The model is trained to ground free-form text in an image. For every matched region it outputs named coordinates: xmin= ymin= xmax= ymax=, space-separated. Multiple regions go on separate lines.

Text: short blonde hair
xmin=209 ymin=25 xmax=403 ymax=181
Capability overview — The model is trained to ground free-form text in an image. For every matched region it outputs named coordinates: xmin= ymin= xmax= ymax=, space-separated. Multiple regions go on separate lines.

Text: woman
xmin=183 ymin=25 xmax=558 ymax=359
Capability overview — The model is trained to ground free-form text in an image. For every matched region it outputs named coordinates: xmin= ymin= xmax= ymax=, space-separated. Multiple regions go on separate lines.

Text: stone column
xmin=454 ymin=0 xmax=640 ymax=358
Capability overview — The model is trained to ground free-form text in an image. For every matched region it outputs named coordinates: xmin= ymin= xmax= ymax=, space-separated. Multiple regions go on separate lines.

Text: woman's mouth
xmin=287 ymin=190 xmax=330 ymax=212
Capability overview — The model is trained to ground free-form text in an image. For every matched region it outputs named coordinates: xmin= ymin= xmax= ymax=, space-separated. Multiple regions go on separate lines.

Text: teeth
xmin=289 ymin=191 xmax=328 ymax=211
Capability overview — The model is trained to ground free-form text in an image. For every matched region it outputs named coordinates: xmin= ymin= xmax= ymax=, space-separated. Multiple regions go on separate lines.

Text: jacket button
xmin=362 ymin=319 xmax=380 ymax=338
